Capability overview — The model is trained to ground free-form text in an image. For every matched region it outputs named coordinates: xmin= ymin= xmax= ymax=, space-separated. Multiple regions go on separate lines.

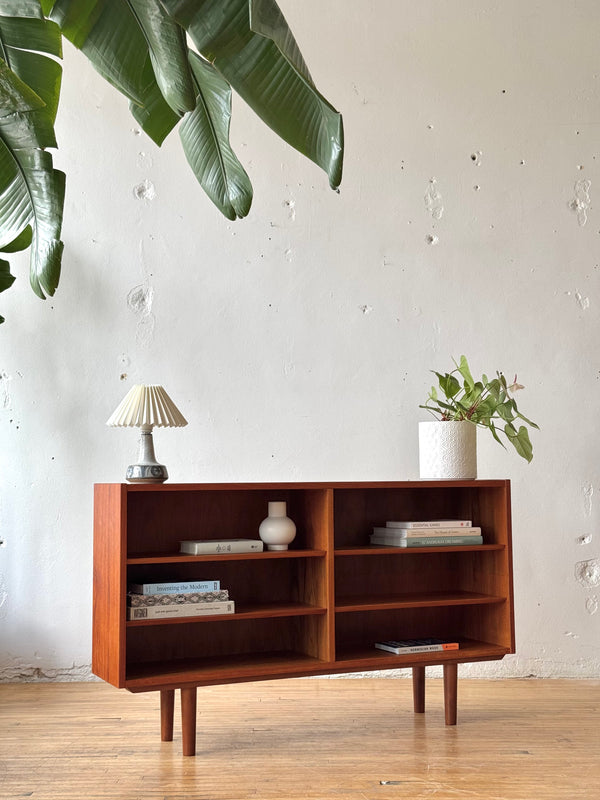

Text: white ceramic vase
xmin=418 ymin=420 xmax=477 ymax=480
xmin=259 ymin=501 xmax=297 ymax=551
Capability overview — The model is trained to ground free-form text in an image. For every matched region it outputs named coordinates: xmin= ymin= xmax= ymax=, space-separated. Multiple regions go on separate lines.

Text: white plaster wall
xmin=0 ymin=0 xmax=598 ymax=680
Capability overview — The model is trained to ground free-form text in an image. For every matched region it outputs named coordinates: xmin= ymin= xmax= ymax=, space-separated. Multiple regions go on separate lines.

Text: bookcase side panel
xmin=302 ymin=489 xmax=334 ymax=660
xmin=92 ymin=484 xmax=127 ymax=687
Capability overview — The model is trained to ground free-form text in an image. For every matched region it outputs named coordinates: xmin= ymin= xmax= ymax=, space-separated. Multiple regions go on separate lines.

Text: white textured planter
xmin=419 ymin=421 xmax=477 ymax=480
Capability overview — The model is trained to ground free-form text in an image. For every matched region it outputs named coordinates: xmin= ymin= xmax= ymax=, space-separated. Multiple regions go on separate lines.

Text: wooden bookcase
xmin=93 ymin=480 xmax=514 ymax=755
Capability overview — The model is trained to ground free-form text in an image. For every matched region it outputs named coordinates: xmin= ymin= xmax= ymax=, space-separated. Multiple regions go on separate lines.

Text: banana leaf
xmin=0 ymin=2 xmax=64 ymax=303
xmin=180 ymin=52 xmax=252 ymax=219
xmin=0 ymin=257 xmax=15 ymax=323
xmin=49 ymin=0 xmax=194 ymax=113
xmin=130 ymin=53 xmax=252 ymax=219
xmin=159 ymin=0 xmax=344 ymax=189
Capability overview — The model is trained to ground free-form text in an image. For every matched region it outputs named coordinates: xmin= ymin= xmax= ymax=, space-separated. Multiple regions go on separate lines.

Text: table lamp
xmin=106 ymin=384 xmax=188 ymax=483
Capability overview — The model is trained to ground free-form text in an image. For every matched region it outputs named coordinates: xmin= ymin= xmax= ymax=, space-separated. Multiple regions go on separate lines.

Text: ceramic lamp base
xmin=126 ymin=428 xmax=169 ymax=483
xmin=126 ymin=463 xmax=168 ymax=483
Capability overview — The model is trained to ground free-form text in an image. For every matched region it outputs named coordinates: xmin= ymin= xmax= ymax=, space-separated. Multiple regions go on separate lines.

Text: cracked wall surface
xmin=1 ymin=0 xmax=600 ymax=681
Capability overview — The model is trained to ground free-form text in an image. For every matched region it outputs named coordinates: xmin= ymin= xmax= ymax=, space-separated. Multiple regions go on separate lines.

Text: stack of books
xmin=369 ymin=519 xmax=483 ymax=548
xmin=127 ymin=579 xmax=235 ymax=620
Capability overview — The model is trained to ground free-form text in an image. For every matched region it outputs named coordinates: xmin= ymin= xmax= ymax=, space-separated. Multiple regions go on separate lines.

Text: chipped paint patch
xmin=579 ymin=534 xmax=592 ymax=545
xmin=127 ymin=284 xmax=153 ymax=317
xmin=0 ymin=661 xmax=95 ymax=683
xmin=283 ymin=197 xmax=296 ymax=221
xmin=583 ymin=483 xmax=594 ymax=515
xmin=471 ymin=150 xmax=482 ymax=166
xmin=133 ymin=179 xmax=156 ymax=201
xmin=0 ymin=370 xmax=11 ymax=409
xmin=424 ymin=178 xmax=444 ymax=220
xmin=575 ymin=290 xmax=590 ymax=310
xmin=359 ymin=304 xmax=373 ymax=315
xmin=575 ymin=558 xmax=600 ymax=589
xmin=569 ymin=179 xmax=591 ymax=226
xmin=127 ymin=284 xmax=155 ymax=347
xmin=136 ymin=151 xmax=153 ymax=170
xmin=586 ymin=595 xmax=598 ymax=615
xmin=425 ymin=233 xmax=439 ymax=246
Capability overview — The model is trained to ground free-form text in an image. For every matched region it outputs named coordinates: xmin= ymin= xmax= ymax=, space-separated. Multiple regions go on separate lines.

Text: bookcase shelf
xmin=93 ymin=480 xmax=514 ymax=755
xmin=335 ymin=544 xmax=505 ymax=555
xmin=126 ymin=600 xmax=327 ymax=627
xmin=335 ymin=590 xmax=506 ymax=613
xmin=127 ymin=548 xmax=326 ymax=565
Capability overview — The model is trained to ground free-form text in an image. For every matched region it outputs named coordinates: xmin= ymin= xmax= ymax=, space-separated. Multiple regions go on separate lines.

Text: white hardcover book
xmin=374 ymin=526 xmax=481 ymax=538
xmin=370 ymin=534 xmax=483 ymax=547
xmin=127 ymin=600 xmax=235 ymax=620
xmin=385 ymin=519 xmax=472 ymax=529
xmin=180 ymin=539 xmax=264 ymax=555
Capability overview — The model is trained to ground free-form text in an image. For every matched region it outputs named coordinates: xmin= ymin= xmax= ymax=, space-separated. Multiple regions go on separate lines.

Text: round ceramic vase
xmin=259 ymin=501 xmax=297 ymax=551
xmin=418 ymin=420 xmax=477 ymax=480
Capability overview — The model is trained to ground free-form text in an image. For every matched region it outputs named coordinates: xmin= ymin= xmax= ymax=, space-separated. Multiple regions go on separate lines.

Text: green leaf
xmin=504 ymin=423 xmax=533 ymax=462
xmin=52 ymin=0 xmax=195 ymax=114
xmin=127 ymin=0 xmax=195 ymax=114
xmin=128 ymin=58 xmax=179 ymax=146
xmin=443 ymin=373 xmax=461 ymax=398
xmin=457 ymin=355 xmax=474 ymax=392
xmin=0 ymin=6 xmax=64 ymax=301
xmin=160 ymin=0 xmax=344 ymax=190
xmin=50 ymin=0 xmax=151 ymax=106
xmin=0 ymin=256 xmax=15 ymax=290
xmin=0 ymin=11 xmax=62 ymax=122
xmin=496 ymin=401 xmax=516 ymax=422
xmin=0 ymin=223 xmax=31 ymax=252
xmin=0 ymin=255 xmax=15 ymax=323
xmin=488 ymin=420 xmax=506 ymax=448
xmin=179 ymin=52 xmax=252 ymax=220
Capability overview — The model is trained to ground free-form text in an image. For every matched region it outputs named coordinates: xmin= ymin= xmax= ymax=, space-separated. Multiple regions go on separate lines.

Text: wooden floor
xmin=1 ymin=678 xmax=599 ymax=799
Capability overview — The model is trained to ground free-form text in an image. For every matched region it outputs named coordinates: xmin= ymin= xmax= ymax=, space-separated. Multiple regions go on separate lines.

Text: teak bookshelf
xmin=92 ymin=480 xmax=514 ymax=756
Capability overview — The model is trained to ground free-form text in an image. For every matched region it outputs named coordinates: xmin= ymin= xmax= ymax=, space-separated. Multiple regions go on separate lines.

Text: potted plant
xmin=418 ymin=356 xmax=538 ymax=479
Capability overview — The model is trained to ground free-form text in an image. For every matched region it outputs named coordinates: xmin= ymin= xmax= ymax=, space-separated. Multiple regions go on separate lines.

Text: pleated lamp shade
xmin=106 ymin=385 xmax=187 ymax=429
xmin=106 ymin=385 xmax=187 ymax=483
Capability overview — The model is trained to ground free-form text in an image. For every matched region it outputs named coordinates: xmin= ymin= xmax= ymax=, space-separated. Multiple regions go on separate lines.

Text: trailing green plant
xmin=0 ymin=0 xmax=344 ymax=323
xmin=420 ymin=355 xmax=539 ymax=462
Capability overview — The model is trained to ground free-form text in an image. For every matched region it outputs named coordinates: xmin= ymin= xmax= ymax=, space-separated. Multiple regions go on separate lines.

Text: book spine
xmin=373 ymin=526 xmax=481 ymax=538
xmin=129 ymin=580 xmax=220 ymax=595
xmin=376 ymin=642 xmax=459 ymax=654
xmin=127 ymin=600 xmax=235 ymax=620
xmin=127 ymin=590 xmax=229 ymax=607
xmin=370 ymin=535 xmax=483 ymax=547
xmin=180 ymin=540 xmax=263 ymax=554
xmin=385 ymin=520 xmax=472 ymax=529
xmin=373 ymin=525 xmax=481 ymax=539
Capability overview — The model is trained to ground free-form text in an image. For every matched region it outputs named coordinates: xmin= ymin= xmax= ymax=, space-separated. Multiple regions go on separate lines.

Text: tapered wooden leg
xmin=412 ymin=666 xmax=426 ymax=713
xmin=160 ymin=689 xmax=175 ymax=741
xmin=181 ymin=687 xmax=197 ymax=756
xmin=443 ymin=663 xmax=458 ymax=725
